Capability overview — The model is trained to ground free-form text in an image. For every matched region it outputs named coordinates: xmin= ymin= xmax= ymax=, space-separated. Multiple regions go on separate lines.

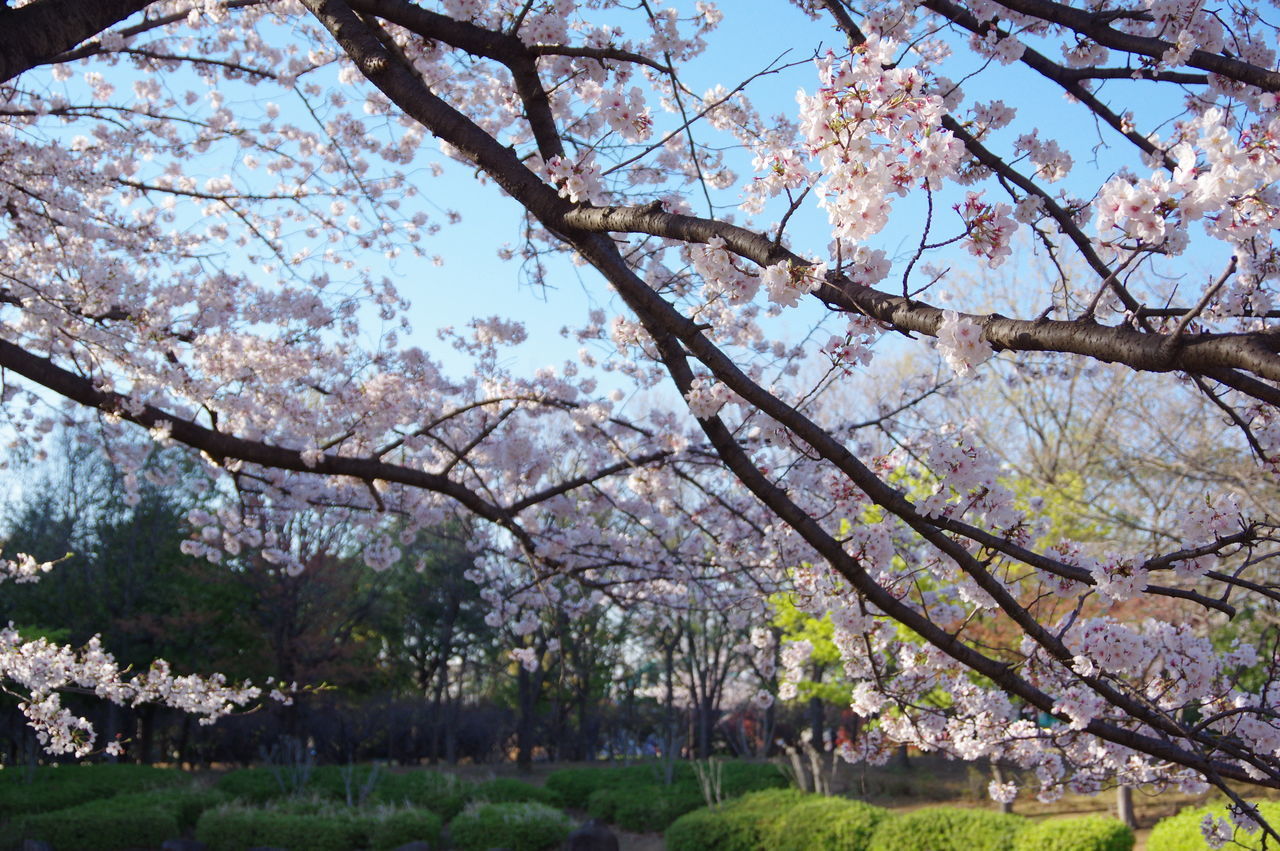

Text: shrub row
xmin=550 ymin=759 xmax=788 ymax=831
xmin=0 ymin=763 xmax=188 ymax=818
xmin=1148 ymin=801 xmax=1280 ymax=851
xmin=3 ymin=787 xmax=223 ymax=851
xmin=666 ymin=795 xmax=1134 ymax=851
xmin=215 ymin=764 xmax=471 ymax=819
xmin=451 ymin=801 xmax=573 ymax=851
xmin=196 ymin=800 xmax=444 ymax=851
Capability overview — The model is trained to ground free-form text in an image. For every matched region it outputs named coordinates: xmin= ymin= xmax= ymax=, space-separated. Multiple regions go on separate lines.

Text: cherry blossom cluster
xmin=1 ymin=627 xmax=262 ymax=757
xmin=798 ymin=37 xmax=967 ymax=250
xmin=934 ymin=310 xmax=994 ymax=376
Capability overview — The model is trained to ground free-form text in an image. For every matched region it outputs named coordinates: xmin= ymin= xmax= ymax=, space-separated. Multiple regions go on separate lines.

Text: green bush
xmin=1149 ymin=801 xmax=1280 ymax=851
xmin=371 ymin=770 xmax=472 ymax=820
xmin=613 ymin=784 xmax=705 ymax=832
xmin=764 ymin=796 xmax=889 ymax=850
xmin=1014 ymin=815 xmax=1133 ymax=851
xmin=665 ymin=789 xmax=810 ymax=851
xmin=472 ymin=777 xmax=557 ymax=805
xmin=718 ymin=761 xmax=789 ymax=797
xmin=545 ymin=763 xmax=695 ymax=808
xmin=196 ymin=803 xmax=368 ymax=851
xmin=215 ymin=765 xmax=471 ymax=820
xmin=368 ymin=808 xmax=444 ymax=850
xmin=450 ymin=801 xmax=573 ymax=851
xmin=0 ymin=763 xmax=188 ymax=818
xmin=214 ymin=766 xmax=293 ymax=804
xmin=587 ymin=787 xmax=621 ymax=821
xmin=868 ymin=807 xmax=1025 ymax=851
xmin=4 ymin=789 xmax=192 ymax=851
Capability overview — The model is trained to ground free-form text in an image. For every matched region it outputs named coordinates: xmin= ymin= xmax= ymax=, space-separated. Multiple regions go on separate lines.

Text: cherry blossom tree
xmin=3 ymin=0 xmax=1280 ymax=841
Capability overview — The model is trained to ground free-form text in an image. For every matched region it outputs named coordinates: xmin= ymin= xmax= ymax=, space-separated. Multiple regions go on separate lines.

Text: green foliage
xmin=196 ymin=803 xmax=367 ymax=851
xmin=664 ymin=789 xmax=809 ymax=851
xmin=371 ymin=770 xmax=472 ymax=819
xmin=545 ymin=763 xmax=693 ymax=808
xmin=587 ymin=787 xmax=620 ymax=821
xmin=868 ymin=806 xmax=1026 ymax=851
xmin=1013 ymin=816 xmax=1133 ymax=851
xmin=450 ymin=801 xmax=573 ymax=851
xmin=0 ymin=439 xmax=266 ymax=681
xmin=770 ymin=594 xmax=846 ymax=704
xmin=546 ymin=760 xmax=783 ymax=816
xmin=554 ymin=761 xmax=785 ymax=833
xmin=215 ymin=766 xmax=286 ymax=804
xmin=215 ymin=765 xmax=472 ymax=820
xmin=2 ymin=786 xmax=221 ymax=851
xmin=194 ymin=797 xmax=445 ymax=851
xmin=763 ymin=796 xmax=890 ymax=850
xmin=718 ymin=761 xmax=790 ymax=796
xmin=1148 ymin=801 xmax=1280 ymax=851
xmin=472 ymin=777 xmax=557 ymax=805
xmin=612 ymin=784 xmax=705 ymax=832
xmin=368 ymin=808 xmax=444 ymax=850
xmin=0 ymin=763 xmax=188 ymax=818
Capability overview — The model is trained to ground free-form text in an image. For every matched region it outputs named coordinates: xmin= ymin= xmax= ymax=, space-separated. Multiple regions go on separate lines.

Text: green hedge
xmin=612 ymin=784 xmax=706 ymax=832
xmin=1149 ymin=801 xmax=1280 ymax=851
xmin=587 ymin=786 xmax=620 ymax=822
xmin=214 ymin=766 xmax=292 ymax=804
xmin=546 ymin=763 xmax=693 ymax=808
xmin=368 ymin=808 xmax=444 ymax=850
xmin=551 ymin=760 xmax=786 ymax=831
xmin=868 ymin=807 xmax=1025 ymax=851
xmin=215 ymin=765 xmax=471 ymax=820
xmin=196 ymin=804 xmax=366 ymax=851
xmin=0 ymin=763 xmax=188 ymax=818
xmin=665 ymin=789 xmax=810 ymax=851
xmin=472 ymin=777 xmax=557 ymax=806
xmin=3 ymin=787 xmax=221 ymax=851
xmin=717 ymin=762 xmax=789 ymax=797
xmin=764 ymin=796 xmax=889 ymax=850
xmin=1013 ymin=815 xmax=1133 ymax=851
xmin=194 ymin=799 xmax=444 ymax=851
xmin=450 ymin=801 xmax=573 ymax=851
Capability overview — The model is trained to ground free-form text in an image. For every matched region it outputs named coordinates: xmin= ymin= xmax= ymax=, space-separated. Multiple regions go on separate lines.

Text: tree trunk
xmin=1116 ymin=784 xmax=1136 ymax=828
xmin=808 ymin=695 xmax=825 ymax=751
xmin=517 ymin=664 xmax=535 ymax=772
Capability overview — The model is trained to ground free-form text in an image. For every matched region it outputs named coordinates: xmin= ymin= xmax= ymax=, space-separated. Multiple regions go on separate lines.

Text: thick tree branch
xmin=0 ymin=0 xmax=151 ymax=84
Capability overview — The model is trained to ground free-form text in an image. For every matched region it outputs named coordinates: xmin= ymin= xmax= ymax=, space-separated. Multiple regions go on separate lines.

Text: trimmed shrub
xmin=368 ymin=808 xmax=444 ymax=850
xmin=868 ymin=806 xmax=1025 ymax=851
xmin=665 ymin=788 xmax=810 ymax=851
xmin=1014 ymin=815 xmax=1133 ymax=851
xmin=450 ymin=801 xmax=574 ymax=851
xmin=666 ymin=807 xmax=733 ymax=851
xmin=764 ymin=796 xmax=890 ymax=850
xmin=214 ymin=766 xmax=292 ymax=804
xmin=612 ymin=784 xmax=705 ymax=832
xmin=1149 ymin=801 xmax=1280 ymax=851
xmin=718 ymin=761 xmax=789 ymax=797
xmin=0 ymin=763 xmax=188 ymax=818
xmin=545 ymin=763 xmax=694 ymax=808
xmin=472 ymin=777 xmax=557 ymax=805
xmin=587 ymin=787 xmax=621 ymax=822
xmin=3 ymin=788 xmax=200 ymax=851
xmin=371 ymin=770 xmax=472 ymax=820
xmin=215 ymin=765 xmax=471 ymax=820
xmin=196 ymin=803 xmax=368 ymax=851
